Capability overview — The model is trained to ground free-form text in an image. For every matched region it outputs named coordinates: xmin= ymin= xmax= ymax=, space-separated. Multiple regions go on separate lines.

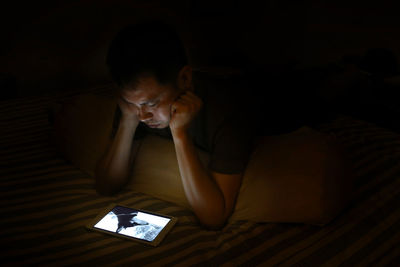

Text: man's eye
xmin=148 ymin=102 xmax=158 ymax=107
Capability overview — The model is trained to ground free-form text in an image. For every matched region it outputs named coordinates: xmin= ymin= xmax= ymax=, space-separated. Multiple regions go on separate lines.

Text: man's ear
xmin=177 ymin=65 xmax=193 ymax=91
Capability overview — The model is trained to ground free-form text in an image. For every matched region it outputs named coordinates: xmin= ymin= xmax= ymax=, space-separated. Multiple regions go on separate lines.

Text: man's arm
xmin=95 ymin=97 xmax=141 ymax=195
xmin=170 ymin=91 xmax=243 ymax=229
xmin=173 ymin=132 xmax=243 ymax=229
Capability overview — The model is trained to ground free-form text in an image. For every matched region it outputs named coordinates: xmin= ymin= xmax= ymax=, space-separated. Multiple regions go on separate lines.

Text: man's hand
xmin=169 ymin=91 xmax=202 ymax=134
xmin=117 ymin=94 xmax=140 ymax=126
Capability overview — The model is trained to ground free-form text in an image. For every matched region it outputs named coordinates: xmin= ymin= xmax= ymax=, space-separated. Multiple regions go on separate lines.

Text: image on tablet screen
xmin=94 ymin=205 xmax=171 ymax=242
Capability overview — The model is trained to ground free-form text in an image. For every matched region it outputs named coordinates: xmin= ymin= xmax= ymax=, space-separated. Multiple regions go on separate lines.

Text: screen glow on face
xmin=94 ymin=206 xmax=171 ymax=242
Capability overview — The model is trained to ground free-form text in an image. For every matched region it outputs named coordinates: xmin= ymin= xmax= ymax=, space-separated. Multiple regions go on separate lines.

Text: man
xmin=94 ymin=21 xmax=347 ymax=229
xmin=95 ymin=20 xmax=262 ymax=230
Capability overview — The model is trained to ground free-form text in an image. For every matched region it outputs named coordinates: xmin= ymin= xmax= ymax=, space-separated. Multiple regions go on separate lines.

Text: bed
xmin=1 ymin=84 xmax=399 ymax=266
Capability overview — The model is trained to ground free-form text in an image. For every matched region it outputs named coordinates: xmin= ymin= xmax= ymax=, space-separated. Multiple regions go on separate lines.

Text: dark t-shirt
xmin=112 ymin=70 xmax=305 ymax=174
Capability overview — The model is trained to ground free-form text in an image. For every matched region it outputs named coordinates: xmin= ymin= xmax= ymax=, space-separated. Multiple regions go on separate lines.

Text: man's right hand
xmin=95 ymin=94 xmax=141 ymax=196
xmin=117 ymin=95 xmax=140 ymax=126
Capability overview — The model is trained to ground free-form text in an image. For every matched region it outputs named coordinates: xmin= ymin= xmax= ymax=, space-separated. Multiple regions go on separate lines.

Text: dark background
xmin=1 ymin=0 xmax=399 ymax=128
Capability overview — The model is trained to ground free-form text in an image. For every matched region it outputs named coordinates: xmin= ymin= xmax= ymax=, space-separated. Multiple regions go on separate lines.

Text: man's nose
xmin=138 ymin=108 xmax=153 ymax=122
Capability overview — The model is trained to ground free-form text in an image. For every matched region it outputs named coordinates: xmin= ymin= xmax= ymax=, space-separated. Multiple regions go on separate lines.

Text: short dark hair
xmin=106 ymin=21 xmax=188 ymax=88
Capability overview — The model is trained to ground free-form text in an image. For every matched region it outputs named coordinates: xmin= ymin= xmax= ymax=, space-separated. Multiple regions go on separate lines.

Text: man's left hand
xmin=169 ymin=91 xmax=203 ymax=134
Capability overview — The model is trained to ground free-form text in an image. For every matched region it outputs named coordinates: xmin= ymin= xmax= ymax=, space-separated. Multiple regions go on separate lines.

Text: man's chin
xmin=146 ymin=122 xmax=168 ymax=129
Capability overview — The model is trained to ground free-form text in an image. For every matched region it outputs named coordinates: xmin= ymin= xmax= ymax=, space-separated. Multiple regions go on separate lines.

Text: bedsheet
xmin=1 ymin=86 xmax=399 ymax=266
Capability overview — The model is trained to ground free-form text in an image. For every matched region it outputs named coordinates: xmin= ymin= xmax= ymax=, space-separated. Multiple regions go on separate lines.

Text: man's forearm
xmin=95 ymin=117 xmax=139 ymax=195
xmin=172 ymin=130 xmax=227 ymax=228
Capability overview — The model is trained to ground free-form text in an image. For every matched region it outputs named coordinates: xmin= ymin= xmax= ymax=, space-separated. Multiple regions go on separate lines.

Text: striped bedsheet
xmin=1 ymin=86 xmax=399 ymax=266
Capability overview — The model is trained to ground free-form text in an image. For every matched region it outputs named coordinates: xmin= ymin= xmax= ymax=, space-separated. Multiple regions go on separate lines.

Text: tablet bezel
xmin=86 ymin=203 xmax=178 ymax=246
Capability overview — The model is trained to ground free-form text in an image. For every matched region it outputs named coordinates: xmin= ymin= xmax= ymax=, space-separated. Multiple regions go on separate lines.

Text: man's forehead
xmin=121 ymin=75 xmax=173 ymax=102
xmin=121 ymin=86 xmax=165 ymax=104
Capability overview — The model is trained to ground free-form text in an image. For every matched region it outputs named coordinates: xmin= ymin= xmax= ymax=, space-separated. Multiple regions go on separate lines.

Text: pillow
xmin=52 ymin=93 xmax=116 ymax=176
xmin=126 ymin=134 xmax=209 ymax=209
xmin=53 ymin=93 xmax=352 ymax=225
xmin=230 ymin=127 xmax=353 ymax=225
xmin=127 ymin=134 xmax=188 ymax=207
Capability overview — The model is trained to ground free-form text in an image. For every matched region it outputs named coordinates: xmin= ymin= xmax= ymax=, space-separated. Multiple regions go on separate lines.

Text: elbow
xmin=197 ymin=205 xmax=231 ymax=231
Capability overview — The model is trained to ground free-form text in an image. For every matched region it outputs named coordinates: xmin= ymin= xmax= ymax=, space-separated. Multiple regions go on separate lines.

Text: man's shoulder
xmin=192 ymin=69 xmax=247 ymax=108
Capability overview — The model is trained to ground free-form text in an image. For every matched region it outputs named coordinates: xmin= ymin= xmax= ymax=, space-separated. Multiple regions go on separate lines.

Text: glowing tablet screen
xmin=94 ymin=205 xmax=171 ymax=242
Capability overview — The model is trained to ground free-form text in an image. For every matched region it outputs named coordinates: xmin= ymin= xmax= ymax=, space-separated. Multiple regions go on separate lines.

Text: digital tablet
xmin=86 ymin=203 xmax=178 ymax=246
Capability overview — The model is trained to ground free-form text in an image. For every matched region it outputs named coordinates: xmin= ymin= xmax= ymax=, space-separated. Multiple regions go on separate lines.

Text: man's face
xmin=120 ymin=75 xmax=182 ymax=129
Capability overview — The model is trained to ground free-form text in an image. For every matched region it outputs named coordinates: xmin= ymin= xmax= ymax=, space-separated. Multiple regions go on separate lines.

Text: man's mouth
xmin=147 ymin=123 xmax=160 ymax=128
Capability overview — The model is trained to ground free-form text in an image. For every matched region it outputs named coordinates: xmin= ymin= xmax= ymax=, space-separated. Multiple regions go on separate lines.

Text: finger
xmin=186 ymin=91 xmax=201 ymax=100
xmin=172 ymin=100 xmax=191 ymax=113
xmin=179 ymin=94 xmax=199 ymax=105
xmin=171 ymin=102 xmax=182 ymax=113
xmin=177 ymin=98 xmax=190 ymax=105
xmin=179 ymin=97 xmax=195 ymax=105
xmin=185 ymin=91 xmax=196 ymax=97
xmin=182 ymin=93 xmax=202 ymax=107
xmin=175 ymin=93 xmax=189 ymax=102
xmin=180 ymin=92 xmax=197 ymax=101
xmin=174 ymin=98 xmax=192 ymax=110
xmin=179 ymin=98 xmax=201 ymax=111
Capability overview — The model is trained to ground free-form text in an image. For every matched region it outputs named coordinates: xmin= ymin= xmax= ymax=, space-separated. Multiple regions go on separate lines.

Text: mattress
xmin=1 ymin=85 xmax=399 ymax=266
